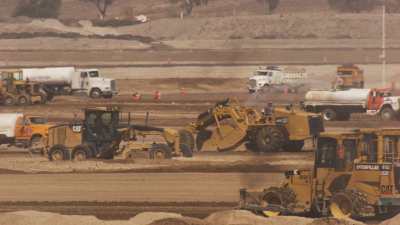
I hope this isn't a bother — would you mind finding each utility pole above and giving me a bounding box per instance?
[382,1,387,87]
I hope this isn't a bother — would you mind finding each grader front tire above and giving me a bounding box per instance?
[255,127,287,152]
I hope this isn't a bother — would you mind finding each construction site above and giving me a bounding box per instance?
[3,0,400,225]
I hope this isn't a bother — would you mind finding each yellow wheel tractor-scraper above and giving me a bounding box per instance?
[240,128,400,219]
[184,98,324,152]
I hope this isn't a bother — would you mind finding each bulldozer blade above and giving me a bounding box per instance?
[262,211,281,217]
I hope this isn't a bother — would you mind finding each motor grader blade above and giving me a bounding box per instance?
[196,122,247,152]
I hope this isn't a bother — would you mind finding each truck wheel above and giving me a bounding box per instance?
[90,88,102,98]
[149,144,172,160]
[30,135,44,153]
[48,145,69,161]
[330,190,366,219]
[283,140,304,152]
[322,108,337,121]
[18,95,30,106]
[255,126,287,152]
[4,96,15,106]
[381,107,396,121]
[337,112,351,121]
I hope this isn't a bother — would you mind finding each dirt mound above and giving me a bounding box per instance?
[379,213,400,225]
[205,210,313,225]
[309,218,364,225]
[129,212,182,225]
[0,210,183,225]
[149,217,208,225]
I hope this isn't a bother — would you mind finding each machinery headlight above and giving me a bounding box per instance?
[275,117,288,124]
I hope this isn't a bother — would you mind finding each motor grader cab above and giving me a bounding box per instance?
[334,64,364,90]
[240,129,400,219]
[187,98,323,152]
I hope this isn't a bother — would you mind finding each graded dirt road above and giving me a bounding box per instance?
[2,48,400,68]
[0,172,282,202]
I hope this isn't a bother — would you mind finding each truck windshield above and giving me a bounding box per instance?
[30,117,47,124]
[89,71,99,78]
[255,71,268,76]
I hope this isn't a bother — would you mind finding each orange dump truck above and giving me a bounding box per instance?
[0,113,52,150]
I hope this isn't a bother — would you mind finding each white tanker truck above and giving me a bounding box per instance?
[304,88,400,121]
[21,67,117,100]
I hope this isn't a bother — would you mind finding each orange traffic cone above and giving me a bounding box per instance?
[180,87,186,96]
[132,92,141,101]
[154,90,161,100]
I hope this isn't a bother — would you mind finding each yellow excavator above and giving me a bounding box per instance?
[184,98,324,152]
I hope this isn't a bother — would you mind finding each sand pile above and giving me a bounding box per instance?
[205,210,313,225]
[379,213,400,225]
[0,211,183,225]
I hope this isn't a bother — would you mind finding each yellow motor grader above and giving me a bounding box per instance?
[44,107,193,161]
[240,128,400,219]
[185,98,324,152]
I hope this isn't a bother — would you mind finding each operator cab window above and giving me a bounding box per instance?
[316,138,337,168]
[383,136,400,163]
[30,117,47,124]
[361,134,378,163]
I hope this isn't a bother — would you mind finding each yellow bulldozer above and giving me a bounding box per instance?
[240,128,400,219]
[185,98,324,152]
[44,107,194,161]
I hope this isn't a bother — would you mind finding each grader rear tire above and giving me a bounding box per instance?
[255,127,287,152]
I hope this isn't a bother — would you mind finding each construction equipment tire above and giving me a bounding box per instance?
[18,95,30,106]
[196,129,212,151]
[4,96,15,106]
[149,144,172,160]
[255,126,287,152]
[178,129,195,153]
[261,186,296,210]
[72,145,91,161]
[336,112,351,121]
[48,145,69,161]
[283,140,304,152]
[330,189,367,219]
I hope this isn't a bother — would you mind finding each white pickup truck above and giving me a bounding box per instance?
[248,65,308,93]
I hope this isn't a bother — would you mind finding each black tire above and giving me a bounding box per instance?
[46,92,54,101]
[255,126,288,152]
[18,95,30,106]
[72,146,91,161]
[103,94,113,99]
[48,145,69,161]
[90,88,102,98]
[261,187,296,210]
[4,96,15,106]
[29,135,43,153]
[381,107,397,121]
[98,145,115,160]
[330,189,367,219]
[178,129,195,153]
[322,108,337,121]
[149,144,172,160]
[196,129,213,151]
[283,140,304,152]
[245,142,259,152]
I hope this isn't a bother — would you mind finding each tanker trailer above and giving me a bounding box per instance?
[22,67,117,100]
[304,88,400,121]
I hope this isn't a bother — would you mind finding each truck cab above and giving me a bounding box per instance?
[334,64,364,90]
[248,65,307,93]
[74,69,117,98]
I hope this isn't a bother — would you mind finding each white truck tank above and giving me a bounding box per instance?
[305,89,371,105]
[0,113,23,138]
[22,67,74,85]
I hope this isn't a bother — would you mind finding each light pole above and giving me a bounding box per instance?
[381,0,387,87]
